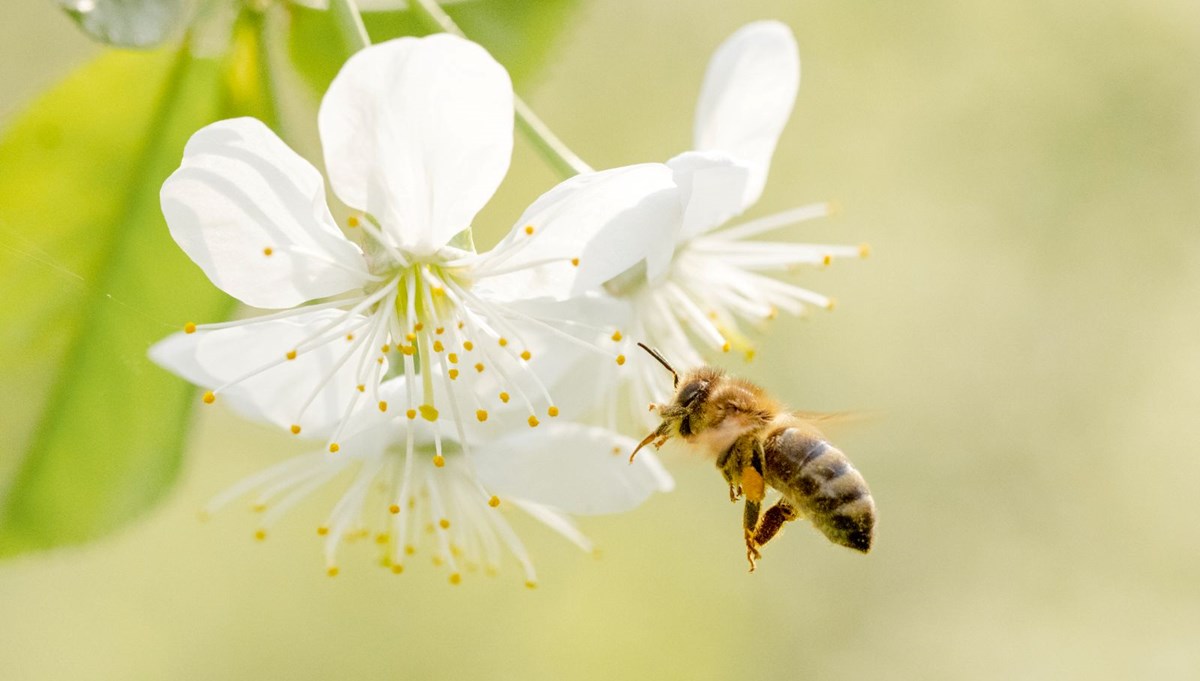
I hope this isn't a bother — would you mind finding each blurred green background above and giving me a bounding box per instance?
[3,0,1200,679]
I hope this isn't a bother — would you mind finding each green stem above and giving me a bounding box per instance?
[406,0,593,178]
[330,0,371,53]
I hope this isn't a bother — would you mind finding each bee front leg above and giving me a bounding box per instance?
[716,444,741,502]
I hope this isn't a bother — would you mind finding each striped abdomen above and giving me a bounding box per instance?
[762,426,875,552]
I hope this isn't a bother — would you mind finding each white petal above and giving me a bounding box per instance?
[149,331,221,390]
[478,164,680,300]
[185,310,384,436]
[666,150,750,246]
[161,118,370,309]
[470,422,673,515]
[693,20,799,208]
[319,35,513,254]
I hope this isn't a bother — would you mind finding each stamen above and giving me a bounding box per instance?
[476,410,488,422]
[202,391,215,404]
[263,247,273,256]
[611,330,623,342]
[328,443,340,453]
[419,405,439,422]
[499,392,510,403]
[184,322,196,334]
[528,416,539,428]
[547,406,559,417]
[347,215,359,228]
[286,350,297,360]
[378,401,388,412]
[290,424,301,435]
[520,350,531,361]
[449,369,459,380]
[616,355,626,366]
[489,496,500,508]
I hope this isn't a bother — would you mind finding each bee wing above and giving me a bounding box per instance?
[791,410,881,432]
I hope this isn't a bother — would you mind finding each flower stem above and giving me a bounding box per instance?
[329,0,371,53]
[406,0,593,178]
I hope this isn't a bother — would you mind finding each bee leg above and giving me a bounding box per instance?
[740,443,766,571]
[752,499,799,549]
[715,445,741,502]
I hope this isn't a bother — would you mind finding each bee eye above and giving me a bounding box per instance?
[677,381,706,407]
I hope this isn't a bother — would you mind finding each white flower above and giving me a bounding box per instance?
[200,379,672,584]
[151,34,679,455]
[547,21,869,425]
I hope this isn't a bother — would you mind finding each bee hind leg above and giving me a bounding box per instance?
[739,445,766,572]
[752,499,799,549]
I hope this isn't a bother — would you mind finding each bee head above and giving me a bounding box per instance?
[630,344,721,462]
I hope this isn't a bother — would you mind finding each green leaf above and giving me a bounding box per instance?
[287,0,579,97]
[0,15,273,556]
[57,0,185,48]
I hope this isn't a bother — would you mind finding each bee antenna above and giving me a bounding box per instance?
[636,342,679,389]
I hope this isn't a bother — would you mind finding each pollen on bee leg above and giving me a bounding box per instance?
[488,496,500,508]
[858,243,871,258]
[183,322,196,334]
[433,455,446,468]
[476,409,488,422]
[548,406,559,417]
[202,391,216,404]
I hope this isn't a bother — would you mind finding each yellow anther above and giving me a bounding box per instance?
[457,321,465,330]
[381,344,390,353]
[254,529,267,541]
[449,369,459,380]
[317,526,329,536]
[401,345,416,356]
[202,391,215,404]
[570,257,580,267]
[406,409,417,420]
[433,455,445,468]
[611,330,623,342]
[722,342,731,353]
[345,333,354,341]
[518,350,531,361]
[286,349,297,360]
[391,564,404,574]
[347,215,360,227]
[767,307,779,320]
[498,337,508,347]
[329,443,340,453]
[474,363,485,373]
[419,405,439,422]
[488,496,500,508]
[357,384,365,393]
[449,573,462,585]
[707,310,719,320]
[476,409,488,422]
[616,354,626,366]
[326,567,339,577]
[183,322,196,334]
[435,327,444,335]
[433,340,444,352]
[290,424,301,435]
[389,504,400,514]
[612,446,622,455]
[524,225,535,236]
[823,254,833,266]
[448,353,458,364]
[528,415,540,428]
[463,341,474,351]
[499,392,510,404]
[825,298,838,311]
[859,243,871,258]
[525,581,537,590]
[432,287,444,296]
[405,332,416,342]
[375,533,389,545]
[548,406,559,417]
[378,400,388,412]
[414,322,424,331]
[439,518,451,530]
[745,349,756,361]
[252,502,267,512]
[376,357,384,365]
[263,247,273,256]
[405,545,416,555]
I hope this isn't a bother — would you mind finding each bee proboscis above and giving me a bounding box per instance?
[630,343,876,570]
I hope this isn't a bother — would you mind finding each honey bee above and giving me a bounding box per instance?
[630,343,875,570]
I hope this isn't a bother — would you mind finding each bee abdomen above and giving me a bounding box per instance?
[764,429,876,553]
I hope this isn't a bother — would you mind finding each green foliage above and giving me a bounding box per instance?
[287,0,579,96]
[0,16,273,556]
[57,0,184,48]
